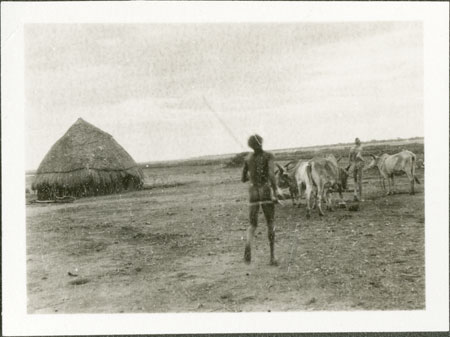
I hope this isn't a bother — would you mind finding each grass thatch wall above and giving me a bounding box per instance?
[32,118,144,200]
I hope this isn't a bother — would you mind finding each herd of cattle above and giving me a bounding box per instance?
[274,150,421,218]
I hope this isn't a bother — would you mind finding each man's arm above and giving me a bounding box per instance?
[348,147,353,163]
[267,155,279,194]
[356,147,365,162]
[242,161,249,183]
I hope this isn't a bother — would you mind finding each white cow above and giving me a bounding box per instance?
[304,155,349,218]
[280,155,348,218]
[366,150,420,195]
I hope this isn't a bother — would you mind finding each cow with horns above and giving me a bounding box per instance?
[276,155,349,218]
[366,150,420,195]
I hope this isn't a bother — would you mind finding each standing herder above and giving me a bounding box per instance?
[242,135,281,266]
[348,137,365,201]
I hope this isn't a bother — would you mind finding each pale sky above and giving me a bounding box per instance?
[25,22,423,170]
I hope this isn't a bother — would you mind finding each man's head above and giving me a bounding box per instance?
[248,134,263,152]
[355,137,361,146]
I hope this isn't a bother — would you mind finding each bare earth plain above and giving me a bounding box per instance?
[26,143,424,313]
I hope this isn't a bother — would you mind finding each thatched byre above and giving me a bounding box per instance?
[32,118,144,200]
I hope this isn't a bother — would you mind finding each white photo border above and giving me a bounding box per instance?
[2,1,449,335]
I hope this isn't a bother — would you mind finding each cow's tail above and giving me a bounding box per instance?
[411,153,420,184]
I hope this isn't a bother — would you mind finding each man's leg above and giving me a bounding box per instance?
[353,166,359,201]
[244,203,259,263]
[261,202,277,265]
[357,167,363,201]
[406,170,415,195]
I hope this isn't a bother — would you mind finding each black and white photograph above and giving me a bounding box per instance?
[2,1,449,335]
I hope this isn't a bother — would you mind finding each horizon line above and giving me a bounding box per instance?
[25,135,424,173]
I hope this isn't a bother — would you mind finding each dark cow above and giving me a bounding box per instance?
[275,161,300,206]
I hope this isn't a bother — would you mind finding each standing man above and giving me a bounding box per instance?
[242,134,281,266]
[348,137,365,201]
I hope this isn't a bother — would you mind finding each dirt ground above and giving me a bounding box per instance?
[26,162,424,313]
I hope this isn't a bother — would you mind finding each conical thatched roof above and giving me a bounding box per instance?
[32,118,144,199]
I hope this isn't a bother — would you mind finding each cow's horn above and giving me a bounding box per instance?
[276,163,284,172]
[284,160,294,168]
